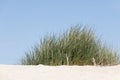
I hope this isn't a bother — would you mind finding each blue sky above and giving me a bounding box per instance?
[0,0,120,64]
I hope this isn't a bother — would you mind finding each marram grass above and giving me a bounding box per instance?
[21,26,119,66]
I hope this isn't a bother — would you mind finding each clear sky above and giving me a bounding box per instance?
[0,0,120,64]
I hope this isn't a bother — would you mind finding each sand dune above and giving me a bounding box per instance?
[0,64,120,80]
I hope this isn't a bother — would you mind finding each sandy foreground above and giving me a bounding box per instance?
[0,65,120,80]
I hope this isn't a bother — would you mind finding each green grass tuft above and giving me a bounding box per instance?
[21,25,119,66]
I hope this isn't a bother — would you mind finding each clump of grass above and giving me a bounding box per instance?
[21,25,119,66]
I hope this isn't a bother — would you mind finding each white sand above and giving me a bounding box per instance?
[0,65,120,80]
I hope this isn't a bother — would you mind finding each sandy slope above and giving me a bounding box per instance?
[0,65,120,80]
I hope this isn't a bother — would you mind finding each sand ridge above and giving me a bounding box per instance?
[0,64,120,80]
